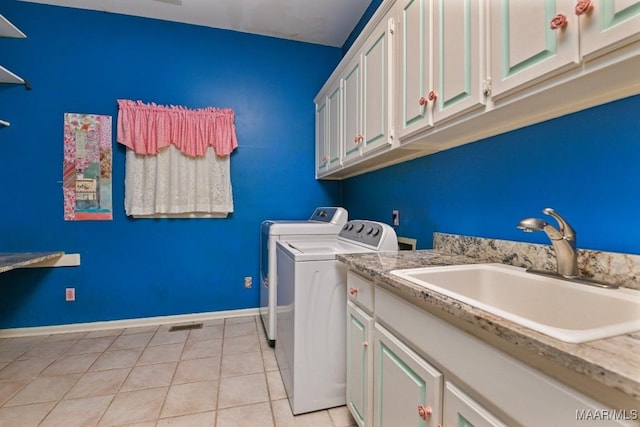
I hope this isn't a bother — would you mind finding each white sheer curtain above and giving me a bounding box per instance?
[124,145,233,217]
[116,100,238,217]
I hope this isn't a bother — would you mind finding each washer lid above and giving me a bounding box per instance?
[262,221,345,236]
[277,239,369,261]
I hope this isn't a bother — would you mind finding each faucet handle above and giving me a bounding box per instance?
[543,208,576,241]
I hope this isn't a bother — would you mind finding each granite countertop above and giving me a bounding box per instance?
[337,249,640,405]
[0,252,65,273]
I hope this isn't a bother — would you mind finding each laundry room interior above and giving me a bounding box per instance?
[1,0,640,425]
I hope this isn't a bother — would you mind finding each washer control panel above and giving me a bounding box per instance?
[309,207,348,224]
[339,220,398,251]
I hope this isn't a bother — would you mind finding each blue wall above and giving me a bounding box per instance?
[342,0,384,55]
[343,94,640,255]
[2,0,638,330]
[0,1,342,328]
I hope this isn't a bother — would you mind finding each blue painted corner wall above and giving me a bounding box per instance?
[342,94,640,255]
[0,1,342,328]
[2,0,639,330]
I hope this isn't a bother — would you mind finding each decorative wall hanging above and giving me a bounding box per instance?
[63,113,113,220]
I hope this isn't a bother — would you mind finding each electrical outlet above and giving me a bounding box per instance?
[392,210,399,226]
[244,277,252,288]
[65,287,75,302]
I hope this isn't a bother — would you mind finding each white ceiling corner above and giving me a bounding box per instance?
[18,0,373,47]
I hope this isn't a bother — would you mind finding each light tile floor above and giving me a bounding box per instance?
[0,315,357,426]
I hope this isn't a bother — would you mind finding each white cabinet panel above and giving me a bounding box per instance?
[397,0,434,139]
[432,0,485,123]
[489,0,580,99]
[315,83,342,177]
[327,85,342,170]
[343,57,363,164]
[580,0,640,59]
[373,323,443,427]
[362,17,393,155]
[315,100,328,175]
[347,302,373,427]
[443,382,507,427]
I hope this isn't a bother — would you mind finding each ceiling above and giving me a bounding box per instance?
[19,0,373,47]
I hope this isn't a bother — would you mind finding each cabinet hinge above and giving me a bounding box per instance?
[388,17,395,35]
[483,78,492,97]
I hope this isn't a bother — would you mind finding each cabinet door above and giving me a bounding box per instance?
[362,17,393,155]
[373,324,442,427]
[343,56,363,164]
[432,0,485,124]
[489,0,580,100]
[443,382,507,427]
[347,302,373,427]
[315,98,328,176]
[397,0,434,140]
[327,85,342,170]
[580,0,640,60]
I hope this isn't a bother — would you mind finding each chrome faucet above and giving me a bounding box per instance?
[517,208,578,277]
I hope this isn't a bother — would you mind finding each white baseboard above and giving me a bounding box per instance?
[0,308,260,338]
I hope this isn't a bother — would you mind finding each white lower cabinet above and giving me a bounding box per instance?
[346,272,635,427]
[373,323,443,427]
[443,382,506,427]
[347,301,373,427]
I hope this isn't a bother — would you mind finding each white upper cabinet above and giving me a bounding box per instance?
[327,86,342,170]
[342,55,363,165]
[489,0,580,100]
[342,15,395,166]
[316,98,329,175]
[432,0,486,124]
[580,0,640,59]
[314,0,640,179]
[361,16,394,155]
[396,0,434,140]
[315,82,342,177]
[397,0,486,139]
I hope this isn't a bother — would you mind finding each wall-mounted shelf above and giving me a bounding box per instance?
[1,13,28,127]
[0,14,25,38]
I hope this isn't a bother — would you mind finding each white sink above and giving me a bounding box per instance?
[390,263,640,343]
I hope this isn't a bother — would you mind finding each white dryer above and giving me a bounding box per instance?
[275,220,397,415]
[260,207,348,346]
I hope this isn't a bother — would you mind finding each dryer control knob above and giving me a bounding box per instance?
[356,224,365,233]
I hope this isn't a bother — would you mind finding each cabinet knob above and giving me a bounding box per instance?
[418,404,432,420]
[349,287,359,295]
[322,156,328,163]
[419,93,437,106]
[550,13,568,30]
[363,341,369,347]
[575,0,593,15]
[353,135,364,144]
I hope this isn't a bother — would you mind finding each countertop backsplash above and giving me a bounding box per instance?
[433,233,640,291]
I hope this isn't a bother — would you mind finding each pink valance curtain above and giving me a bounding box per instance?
[116,99,238,157]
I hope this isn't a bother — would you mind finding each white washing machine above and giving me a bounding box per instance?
[275,220,397,415]
[260,207,348,347]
